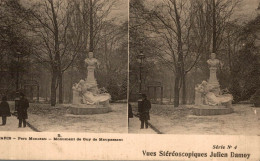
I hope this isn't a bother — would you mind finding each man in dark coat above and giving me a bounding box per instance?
[0,96,11,125]
[138,94,151,129]
[128,103,133,126]
[128,103,133,118]
[17,93,29,128]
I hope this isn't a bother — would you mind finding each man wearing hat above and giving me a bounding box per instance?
[138,94,151,129]
[17,93,29,128]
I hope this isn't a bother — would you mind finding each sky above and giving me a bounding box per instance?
[108,0,128,23]
[19,0,260,27]
[232,0,260,23]
[20,0,128,25]
[143,0,260,24]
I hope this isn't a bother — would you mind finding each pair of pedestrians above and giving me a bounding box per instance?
[129,94,152,129]
[0,93,29,128]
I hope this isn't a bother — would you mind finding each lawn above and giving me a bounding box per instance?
[130,102,260,135]
[131,103,193,120]
[26,103,128,133]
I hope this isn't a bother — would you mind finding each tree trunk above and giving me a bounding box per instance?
[212,0,217,53]
[45,76,48,101]
[50,0,61,105]
[227,33,232,72]
[182,74,186,104]
[169,85,172,103]
[174,76,180,107]
[173,0,183,107]
[89,0,94,52]
[58,72,63,104]
[69,66,73,103]
[50,72,57,106]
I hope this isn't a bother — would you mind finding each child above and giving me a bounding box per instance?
[0,96,11,125]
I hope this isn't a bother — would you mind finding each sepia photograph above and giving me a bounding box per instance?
[0,0,128,133]
[0,0,259,160]
[129,0,260,135]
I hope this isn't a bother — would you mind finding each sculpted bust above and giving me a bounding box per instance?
[207,53,221,68]
[84,52,100,68]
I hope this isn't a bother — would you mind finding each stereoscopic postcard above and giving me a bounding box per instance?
[0,0,259,160]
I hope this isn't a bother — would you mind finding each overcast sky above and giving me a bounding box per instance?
[19,0,260,26]
[232,0,260,23]
[20,0,128,25]
[143,0,259,24]
[109,0,128,23]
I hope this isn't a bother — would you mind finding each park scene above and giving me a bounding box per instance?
[0,0,128,133]
[129,0,260,134]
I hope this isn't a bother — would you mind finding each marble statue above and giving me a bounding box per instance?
[85,52,100,86]
[72,52,111,106]
[195,53,233,107]
[206,53,223,95]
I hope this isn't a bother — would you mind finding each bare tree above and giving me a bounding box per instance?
[130,0,242,106]
[69,0,117,78]
[25,0,83,106]
[143,0,200,107]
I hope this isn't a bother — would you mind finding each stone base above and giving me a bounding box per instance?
[69,104,110,115]
[192,105,234,116]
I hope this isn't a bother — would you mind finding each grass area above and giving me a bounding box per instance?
[26,103,127,133]
[130,103,260,135]
[131,103,193,120]
[28,103,69,118]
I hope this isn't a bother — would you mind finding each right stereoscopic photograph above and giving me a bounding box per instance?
[128,0,260,134]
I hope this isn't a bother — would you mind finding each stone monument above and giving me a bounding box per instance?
[70,52,111,115]
[193,53,233,115]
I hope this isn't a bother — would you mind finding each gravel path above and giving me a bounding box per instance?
[128,115,157,134]
[0,115,33,132]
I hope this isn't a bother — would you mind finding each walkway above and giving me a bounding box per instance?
[128,115,157,134]
[0,115,33,132]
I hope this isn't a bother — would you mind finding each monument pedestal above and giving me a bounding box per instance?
[71,52,111,115]
[193,54,234,116]
[192,105,233,116]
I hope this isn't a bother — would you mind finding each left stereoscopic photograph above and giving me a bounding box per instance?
[0,0,128,133]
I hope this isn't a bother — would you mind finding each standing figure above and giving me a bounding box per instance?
[138,94,151,129]
[17,93,29,128]
[0,96,11,125]
[128,103,133,126]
